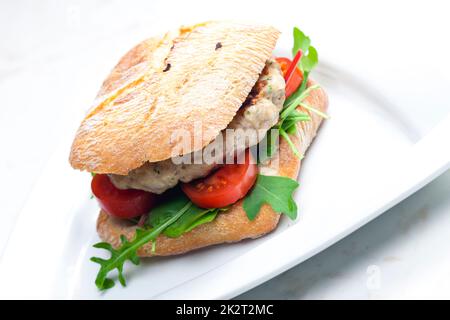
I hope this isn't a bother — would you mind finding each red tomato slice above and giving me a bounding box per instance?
[91,174,157,219]
[181,150,258,208]
[276,57,303,98]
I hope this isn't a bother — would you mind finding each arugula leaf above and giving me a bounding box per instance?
[279,128,302,159]
[292,27,311,59]
[147,190,226,238]
[297,46,318,93]
[162,206,226,238]
[183,210,220,233]
[300,45,318,73]
[281,109,311,134]
[148,191,190,228]
[90,200,191,290]
[283,84,321,118]
[243,174,299,220]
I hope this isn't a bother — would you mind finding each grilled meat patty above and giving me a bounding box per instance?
[109,59,285,194]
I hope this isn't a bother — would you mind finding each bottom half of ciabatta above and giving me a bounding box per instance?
[96,83,328,257]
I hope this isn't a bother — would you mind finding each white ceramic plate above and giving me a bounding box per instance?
[0,16,449,298]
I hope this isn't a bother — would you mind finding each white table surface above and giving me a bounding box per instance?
[1,0,449,299]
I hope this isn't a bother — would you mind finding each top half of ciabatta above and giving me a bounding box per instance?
[69,21,280,175]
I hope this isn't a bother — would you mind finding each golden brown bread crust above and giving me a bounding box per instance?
[69,22,280,175]
[96,83,328,256]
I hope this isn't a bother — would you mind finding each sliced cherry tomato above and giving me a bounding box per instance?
[181,150,258,208]
[91,174,157,219]
[276,57,303,98]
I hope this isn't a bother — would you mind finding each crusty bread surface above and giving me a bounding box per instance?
[70,21,280,174]
[96,82,328,256]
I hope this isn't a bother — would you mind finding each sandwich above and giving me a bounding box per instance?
[69,21,328,290]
